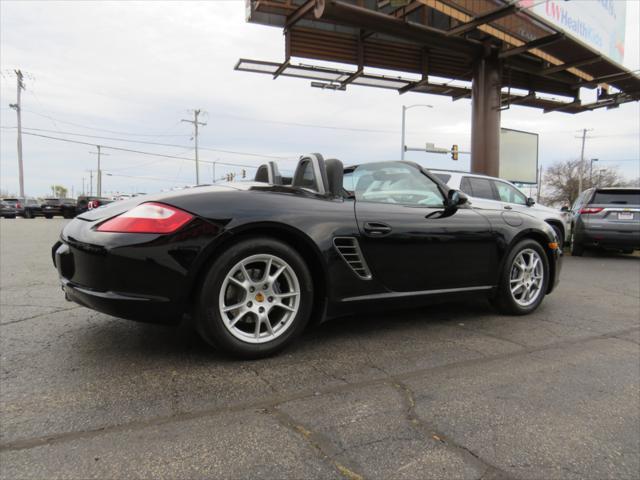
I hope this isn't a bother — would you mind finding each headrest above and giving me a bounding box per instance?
[324,158,344,197]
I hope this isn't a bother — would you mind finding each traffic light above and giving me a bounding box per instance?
[451,144,459,161]
[242,169,246,179]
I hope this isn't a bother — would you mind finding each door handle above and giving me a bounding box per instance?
[363,222,392,236]
[503,205,513,210]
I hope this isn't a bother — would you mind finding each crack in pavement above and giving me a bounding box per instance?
[268,407,364,480]
[389,380,514,480]
[1,325,638,454]
[0,306,82,326]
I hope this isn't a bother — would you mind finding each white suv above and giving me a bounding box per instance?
[432,170,571,246]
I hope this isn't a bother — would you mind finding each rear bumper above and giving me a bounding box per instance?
[60,278,182,324]
[576,228,640,250]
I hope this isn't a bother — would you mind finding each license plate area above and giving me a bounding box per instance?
[617,212,634,220]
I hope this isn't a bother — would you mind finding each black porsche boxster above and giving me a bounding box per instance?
[53,155,561,358]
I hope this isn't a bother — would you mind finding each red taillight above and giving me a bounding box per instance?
[16,203,22,209]
[97,202,193,234]
[579,207,604,214]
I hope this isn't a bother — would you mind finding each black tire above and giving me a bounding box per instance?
[492,238,549,315]
[571,235,584,256]
[549,224,564,248]
[24,210,33,219]
[44,214,53,219]
[195,237,314,359]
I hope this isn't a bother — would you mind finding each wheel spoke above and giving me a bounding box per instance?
[263,315,274,335]
[240,263,252,283]
[511,283,524,295]
[270,265,286,282]
[262,257,273,282]
[223,301,245,313]
[229,309,249,328]
[276,302,296,312]
[254,317,262,338]
[275,291,299,298]
[229,276,247,289]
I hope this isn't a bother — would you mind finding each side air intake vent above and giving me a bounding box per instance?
[333,237,372,280]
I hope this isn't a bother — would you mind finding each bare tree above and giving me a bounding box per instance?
[542,159,629,207]
[50,185,68,198]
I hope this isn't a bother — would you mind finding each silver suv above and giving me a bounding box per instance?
[432,170,571,246]
[570,187,640,256]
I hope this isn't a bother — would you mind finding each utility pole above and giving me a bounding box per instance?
[9,70,26,198]
[82,177,85,196]
[577,128,593,195]
[181,109,207,185]
[87,170,94,196]
[89,146,109,197]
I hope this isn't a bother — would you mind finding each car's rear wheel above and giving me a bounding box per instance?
[44,214,52,219]
[492,239,549,315]
[195,237,313,358]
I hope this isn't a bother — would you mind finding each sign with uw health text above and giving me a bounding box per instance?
[522,0,626,65]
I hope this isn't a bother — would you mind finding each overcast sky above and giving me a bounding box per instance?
[1,0,638,197]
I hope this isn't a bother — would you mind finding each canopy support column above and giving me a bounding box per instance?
[471,56,502,177]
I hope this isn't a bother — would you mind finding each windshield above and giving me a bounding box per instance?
[344,162,444,208]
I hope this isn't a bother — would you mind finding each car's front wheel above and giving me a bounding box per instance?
[493,239,549,315]
[195,237,313,358]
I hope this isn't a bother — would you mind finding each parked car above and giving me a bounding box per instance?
[570,187,640,256]
[42,198,77,219]
[0,200,18,218]
[76,196,114,215]
[432,170,571,246]
[53,155,562,358]
[2,197,44,218]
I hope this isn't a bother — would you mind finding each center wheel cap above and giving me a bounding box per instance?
[255,292,265,303]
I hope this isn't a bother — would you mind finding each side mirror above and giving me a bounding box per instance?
[526,197,536,207]
[560,205,569,212]
[445,189,467,209]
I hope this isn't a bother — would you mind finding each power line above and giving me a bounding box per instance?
[12,131,266,169]
[18,109,191,137]
[1,126,293,160]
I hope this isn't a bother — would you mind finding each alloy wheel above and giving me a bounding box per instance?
[218,254,301,344]
[509,248,544,307]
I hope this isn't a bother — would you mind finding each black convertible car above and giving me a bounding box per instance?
[53,155,561,358]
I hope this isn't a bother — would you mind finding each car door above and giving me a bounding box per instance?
[352,162,498,292]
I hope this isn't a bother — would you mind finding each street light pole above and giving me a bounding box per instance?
[400,104,433,161]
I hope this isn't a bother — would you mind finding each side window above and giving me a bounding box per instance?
[464,177,496,200]
[460,177,473,196]
[494,181,527,205]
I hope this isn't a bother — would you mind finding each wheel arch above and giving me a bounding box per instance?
[188,221,328,325]
[544,219,565,242]
[500,229,558,295]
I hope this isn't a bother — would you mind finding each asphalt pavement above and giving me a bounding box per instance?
[1,218,639,480]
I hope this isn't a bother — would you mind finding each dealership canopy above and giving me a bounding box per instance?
[237,0,640,176]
